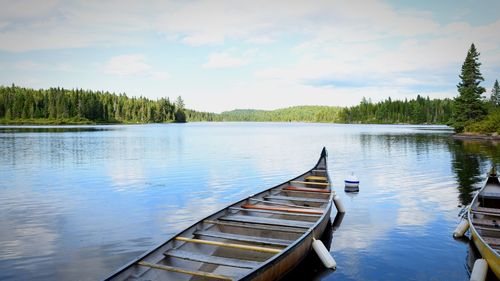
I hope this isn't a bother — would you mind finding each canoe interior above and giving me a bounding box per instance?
[469,173,500,278]
[105,148,334,281]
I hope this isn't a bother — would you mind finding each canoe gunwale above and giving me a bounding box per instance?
[104,147,332,281]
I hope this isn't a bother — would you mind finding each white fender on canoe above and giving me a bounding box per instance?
[470,259,488,281]
[312,238,336,269]
[453,219,469,238]
[333,195,345,213]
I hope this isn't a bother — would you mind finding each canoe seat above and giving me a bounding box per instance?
[164,249,260,269]
[265,195,329,204]
[480,192,500,199]
[138,261,234,280]
[290,180,329,187]
[241,204,323,215]
[220,215,313,229]
[194,230,292,247]
[283,186,331,194]
[472,206,500,215]
[230,206,321,217]
[305,175,327,181]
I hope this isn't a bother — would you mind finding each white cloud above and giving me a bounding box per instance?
[203,52,249,69]
[104,54,151,76]
[103,54,169,80]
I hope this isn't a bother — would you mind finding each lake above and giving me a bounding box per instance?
[0,123,499,281]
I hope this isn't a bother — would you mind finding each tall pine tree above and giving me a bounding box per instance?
[491,79,500,107]
[451,43,487,133]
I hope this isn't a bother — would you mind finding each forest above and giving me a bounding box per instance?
[0,84,188,124]
[0,84,457,125]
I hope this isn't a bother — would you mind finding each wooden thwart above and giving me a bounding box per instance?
[220,215,313,229]
[265,195,328,203]
[195,230,292,246]
[164,249,260,269]
[230,206,321,217]
[203,220,305,234]
[291,180,329,186]
[483,236,500,247]
[305,176,327,181]
[473,206,500,214]
[175,237,281,254]
[249,198,319,209]
[241,204,323,215]
[283,186,331,194]
[137,261,233,280]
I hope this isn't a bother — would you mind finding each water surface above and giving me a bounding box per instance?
[0,123,499,280]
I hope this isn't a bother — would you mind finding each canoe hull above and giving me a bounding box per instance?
[243,203,332,281]
[469,225,500,278]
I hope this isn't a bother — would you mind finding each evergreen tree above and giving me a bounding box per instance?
[491,79,500,107]
[174,96,186,123]
[451,43,487,132]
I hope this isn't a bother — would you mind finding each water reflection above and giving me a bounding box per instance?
[0,126,116,133]
[448,140,500,205]
[1,123,499,281]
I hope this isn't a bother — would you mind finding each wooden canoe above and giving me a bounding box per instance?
[105,147,335,281]
[468,168,500,278]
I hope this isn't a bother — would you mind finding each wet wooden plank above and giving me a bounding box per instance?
[305,176,327,181]
[290,181,329,186]
[283,186,331,194]
[240,204,323,215]
[230,206,321,217]
[220,215,313,229]
[265,195,328,203]
[137,261,233,280]
[473,206,500,214]
[203,220,305,234]
[164,249,260,269]
[195,230,292,247]
[175,237,281,254]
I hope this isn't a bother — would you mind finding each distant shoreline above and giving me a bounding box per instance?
[452,133,500,141]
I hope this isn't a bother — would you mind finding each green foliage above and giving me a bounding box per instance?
[451,43,487,132]
[338,95,453,124]
[0,85,186,124]
[465,109,500,134]
[220,106,342,122]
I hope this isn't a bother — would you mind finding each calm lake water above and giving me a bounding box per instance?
[1,123,499,281]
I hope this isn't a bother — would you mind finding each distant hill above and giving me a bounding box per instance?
[219,106,342,122]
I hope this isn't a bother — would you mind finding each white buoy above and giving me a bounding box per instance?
[312,238,337,269]
[333,195,345,213]
[344,172,359,192]
[470,259,488,281]
[453,219,469,238]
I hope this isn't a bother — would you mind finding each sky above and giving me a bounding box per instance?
[0,0,499,113]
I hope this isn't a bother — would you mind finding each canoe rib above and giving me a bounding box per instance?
[164,249,260,269]
[220,215,313,229]
[194,230,292,247]
[137,261,233,280]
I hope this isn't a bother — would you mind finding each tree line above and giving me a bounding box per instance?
[338,96,453,124]
[0,84,187,123]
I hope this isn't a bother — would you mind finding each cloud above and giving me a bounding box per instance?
[203,52,249,69]
[104,54,151,76]
[103,54,169,80]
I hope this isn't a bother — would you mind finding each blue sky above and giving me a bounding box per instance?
[0,0,499,112]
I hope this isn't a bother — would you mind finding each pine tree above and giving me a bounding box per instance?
[174,96,186,123]
[451,43,487,133]
[491,79,500,107]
